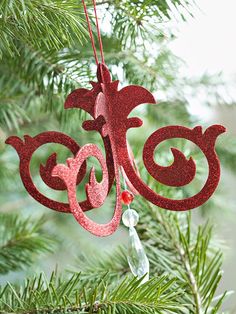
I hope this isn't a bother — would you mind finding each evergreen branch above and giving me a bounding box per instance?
[0,271,187,314]
[101,43,183,92]
[0,214,55,274]
[0,43,93,131]
[0,103,30,131]
[71,247,129,283]
[0,0,87,57]
[103,0,195,47]
[0,43,89,100]
[136,202,228,313]
[1,35,229,132]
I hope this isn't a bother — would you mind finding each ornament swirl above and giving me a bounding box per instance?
[52,144,122,236]
[6,132,87,212]
[121,124,225,211]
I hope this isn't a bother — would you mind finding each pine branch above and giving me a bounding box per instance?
[0,214,55,274]
[0,103,30,131]
[0,271,187,314]
[103,0,195,47]
[0,43,93,131]
[136,202,229,313]
[70,247,130,284]
[0,0,87,57]
[1,34,230,132]
[61,198,230,313]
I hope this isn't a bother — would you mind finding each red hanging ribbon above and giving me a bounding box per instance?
[81,0,105,65]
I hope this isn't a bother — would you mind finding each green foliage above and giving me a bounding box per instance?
[71,247,129,283]
[0,205,228,313]
[0,209,230,313]
[106,0,194,47]
[0,271,186,314]
[70,206,230,314]
[0,103,30,131]
[0,0,87,57]
[137,205,229,314]
[0,214,55,274]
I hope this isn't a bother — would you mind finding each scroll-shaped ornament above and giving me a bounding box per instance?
[6,63,226,236]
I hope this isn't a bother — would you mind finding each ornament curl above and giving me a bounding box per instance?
[6,131,99,212]
[52,143,122,236]
[120,124,225,211]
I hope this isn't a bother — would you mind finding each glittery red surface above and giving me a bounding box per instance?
[52,144,121,237]
[6,63,226,236]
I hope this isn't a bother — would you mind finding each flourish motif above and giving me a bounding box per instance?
[6,63,226,236]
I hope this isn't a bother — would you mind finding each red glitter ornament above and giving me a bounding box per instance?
[5,0,226,237]
[6,63,226,236]
[121,190,134,205]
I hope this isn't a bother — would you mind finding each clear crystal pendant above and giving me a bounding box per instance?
[122,206,150,282]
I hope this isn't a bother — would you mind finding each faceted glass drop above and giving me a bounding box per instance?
[127,227,149,282]
[122,209,139,227]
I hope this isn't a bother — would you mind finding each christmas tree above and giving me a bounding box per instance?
[0,1,235,313]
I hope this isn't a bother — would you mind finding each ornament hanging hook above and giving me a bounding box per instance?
[81,0,105,65]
